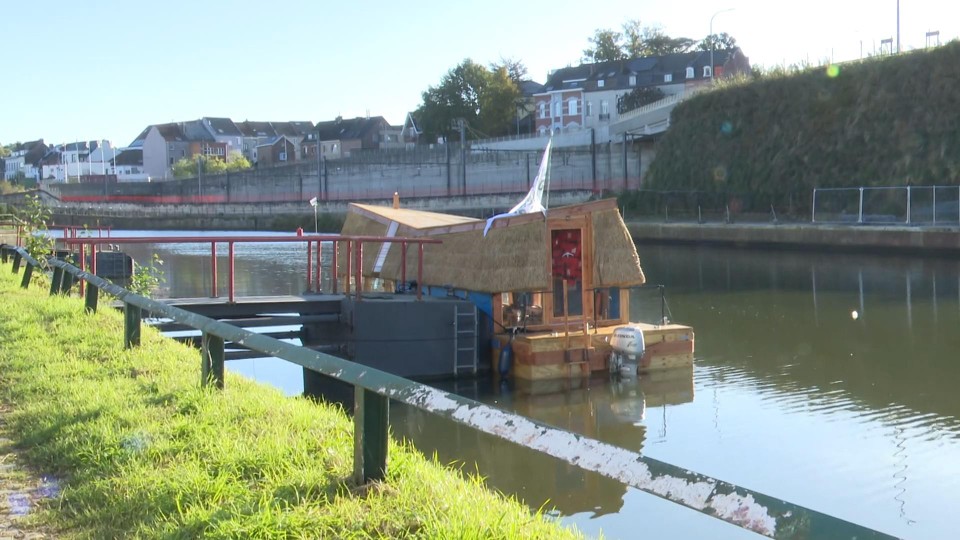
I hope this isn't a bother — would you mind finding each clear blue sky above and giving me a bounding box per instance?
[2,0,955,147]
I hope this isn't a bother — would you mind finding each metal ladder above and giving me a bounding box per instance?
[453,303,478,377]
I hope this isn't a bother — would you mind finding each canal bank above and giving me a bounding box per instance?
[628,221,960,255]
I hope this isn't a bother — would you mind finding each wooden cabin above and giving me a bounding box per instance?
[338,198,694,380]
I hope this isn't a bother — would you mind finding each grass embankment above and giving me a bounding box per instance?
[640,41,960,215]
[0,270,581,539]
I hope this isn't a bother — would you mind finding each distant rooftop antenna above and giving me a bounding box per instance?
[926,30,941,48]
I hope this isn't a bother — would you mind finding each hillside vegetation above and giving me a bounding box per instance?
[644,42,960,213]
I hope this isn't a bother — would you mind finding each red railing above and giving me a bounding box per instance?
[60,235,440,303]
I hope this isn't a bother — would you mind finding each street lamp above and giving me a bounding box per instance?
[709,8,735,81]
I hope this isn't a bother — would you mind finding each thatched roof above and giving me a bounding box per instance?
[592,208,645,287]
[339,199,644,293]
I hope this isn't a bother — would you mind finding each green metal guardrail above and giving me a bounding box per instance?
[2,244,900,540]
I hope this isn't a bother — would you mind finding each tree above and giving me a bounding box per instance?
[490,57,528,84]
[640,26,696,56]
[617,87,666,114]
[585,21,694,62]
[415,59,521,143]
[225,151,252,172]
[583,29,626,63]
[698,32,738,52]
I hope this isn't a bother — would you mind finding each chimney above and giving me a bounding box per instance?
[392,192,400,209]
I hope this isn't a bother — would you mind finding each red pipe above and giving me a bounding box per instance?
[315,239,322,292]
[331,240,338,294]
[211,242,218,298]
[228,241,235,303]
[354,241,363,301]
[345,241,352,295]
[306,241,313,293]
[417,243,424,301]
[78,244,86,295]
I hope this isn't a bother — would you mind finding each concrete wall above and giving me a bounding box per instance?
[53,141,651,204]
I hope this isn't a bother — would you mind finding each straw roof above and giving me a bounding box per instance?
[338,200,645,292]
[591,208,645,287]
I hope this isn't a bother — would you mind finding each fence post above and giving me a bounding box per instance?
[353,386,388,483]
[906,186,911,225]
[857,188,864,224]
[811,189,817,223]
[85,282,99,313]
[123,302,141,348]
[19,262,33,289]
[932,186,937,225]
[201,332,225,389]
[50,267,63,295]
[12,252,21,273]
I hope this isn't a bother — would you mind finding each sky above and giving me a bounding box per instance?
[2,0,956,148]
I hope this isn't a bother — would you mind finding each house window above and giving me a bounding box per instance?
[553,100,561,117]
[703,66,712,77]
[629,75,637,86]
[539,102,546,118]
[664,73,673,83]
[600,100,609,115]
[586,101,592,117]
[597,79,605,88]
[686,67,695,79]
[279,152,287,161]
[568,98,578,116]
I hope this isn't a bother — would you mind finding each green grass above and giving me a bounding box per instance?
[0,269,583,539]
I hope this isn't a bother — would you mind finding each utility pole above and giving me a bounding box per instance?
[896,0,901,54]
[459,119,467,195]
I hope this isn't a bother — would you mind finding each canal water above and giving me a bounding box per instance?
[105,231,960,539]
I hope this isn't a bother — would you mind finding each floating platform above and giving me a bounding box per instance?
[493,323,694,380]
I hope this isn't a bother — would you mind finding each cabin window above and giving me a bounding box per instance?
[500,292,544,329]
[551,229,583,317]
[593,287,621,322]
[664,73,673,83]
[686,67,695,79]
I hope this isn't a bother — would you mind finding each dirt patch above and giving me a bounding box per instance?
[0,410,58,539]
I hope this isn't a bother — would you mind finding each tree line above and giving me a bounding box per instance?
[414,20,738,144]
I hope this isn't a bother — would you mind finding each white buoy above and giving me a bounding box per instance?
[851,310,859,320]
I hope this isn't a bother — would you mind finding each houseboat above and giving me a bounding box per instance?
[337,197,694,381]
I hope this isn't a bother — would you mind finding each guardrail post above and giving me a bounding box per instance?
[19,262,33,289]
[201,332,225,389]
[123,302,142,348]
[353,387,388,483]
[85,282,99,313]
[12,252,21,273]
[60,271,75,295]
[50,267,63,295]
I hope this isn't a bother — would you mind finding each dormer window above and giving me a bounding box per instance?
[597,79,605,88]
[686,67,695,79]
[664,73,673,83]
[629,75,637,86]
[703,66,712,78]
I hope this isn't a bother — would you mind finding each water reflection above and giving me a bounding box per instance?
[391,370,692,518]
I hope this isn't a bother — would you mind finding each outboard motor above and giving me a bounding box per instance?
[609,325,645,376]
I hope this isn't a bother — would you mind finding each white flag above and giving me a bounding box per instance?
[484,138,552,236]
[309,197,318,207]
